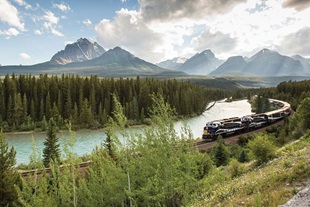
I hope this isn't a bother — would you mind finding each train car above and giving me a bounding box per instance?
[201,98,291,141]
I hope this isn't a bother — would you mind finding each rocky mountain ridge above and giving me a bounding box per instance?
[209,49,308,76]
[51,38,105,65]
[158,48,310,77]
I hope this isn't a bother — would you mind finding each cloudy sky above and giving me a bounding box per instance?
[1,0,310,65]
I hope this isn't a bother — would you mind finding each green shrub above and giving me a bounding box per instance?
[228,159,245,178]
[248,133,276,166]
[238,135,252,146]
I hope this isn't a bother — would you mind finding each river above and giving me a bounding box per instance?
[6,99,252,165]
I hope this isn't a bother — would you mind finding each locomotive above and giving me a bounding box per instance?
[202,99,291,141]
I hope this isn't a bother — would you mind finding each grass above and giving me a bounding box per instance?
[191,133,310,207]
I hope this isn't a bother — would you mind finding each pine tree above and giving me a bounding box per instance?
[46,92,51,120]
[13,92,23,126]
[22,94,28,124]
[0,130,19,206]
[43,118,61,167]
[7,95,14,126]
[212,136,230,167]
[238,149,249,163]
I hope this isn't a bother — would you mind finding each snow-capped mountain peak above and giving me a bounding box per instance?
[157,57,188,70]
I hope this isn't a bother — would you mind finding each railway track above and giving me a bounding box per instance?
[18,161,92,178]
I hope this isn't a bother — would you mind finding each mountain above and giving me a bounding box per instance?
[0,47,186,77]
[51,38,105,64]
[177,50,224,75]
[209,56,247,76]
[63,46,185,76]
[291,55,310,75]
[210,49,305,76]
[157,57,187,70]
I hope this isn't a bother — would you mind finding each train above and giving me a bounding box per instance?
[202,99,291,141]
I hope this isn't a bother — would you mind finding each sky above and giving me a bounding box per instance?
[0,0,310,66]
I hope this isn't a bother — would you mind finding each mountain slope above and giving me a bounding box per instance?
[209,56,247,76]
[177,50,224,75]
[51,38,105,64]
[210,49,305,76]
[291,55,310,75]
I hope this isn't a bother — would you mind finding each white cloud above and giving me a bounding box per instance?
[95,9,165,62]
[51,28,64,37]
[42,10,63,36]
[200,0,310,58]
[19,52,31,59]
[14,0,32,10]
[95,8,207,63]
[192,30,237,56]
[65,41,74,45]
[34,29,42,35]
[83,19,92,27]
[0,27,20,36]
[43,10,59,26]
[53,2,71,12]
[282,0,310,11]
[83,19,92,25]
[139,0,246,22]
[277,27,310,57]
[0,0,25,30]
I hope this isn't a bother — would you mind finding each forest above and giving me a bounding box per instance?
[0,74,230,132]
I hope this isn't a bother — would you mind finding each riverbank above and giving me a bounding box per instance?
[5,100,219,137]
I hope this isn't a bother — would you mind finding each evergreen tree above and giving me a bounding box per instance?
[50,102,60,120]
[212,136,230,167]
[22,94,28,124]
[43,118,61,167]
[30,99,36,121]
[39,99,44,121]
[0,130,19,206]
[7,95,14,126]
[45,92,51,120]
[64,89,72,120]
[238,149,249,163]
[13,92,23,126]
[103,94,125,159]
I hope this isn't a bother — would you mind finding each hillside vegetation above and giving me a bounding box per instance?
[191,133,310,206]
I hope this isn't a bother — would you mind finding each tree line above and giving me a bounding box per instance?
[0,74,228,132]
